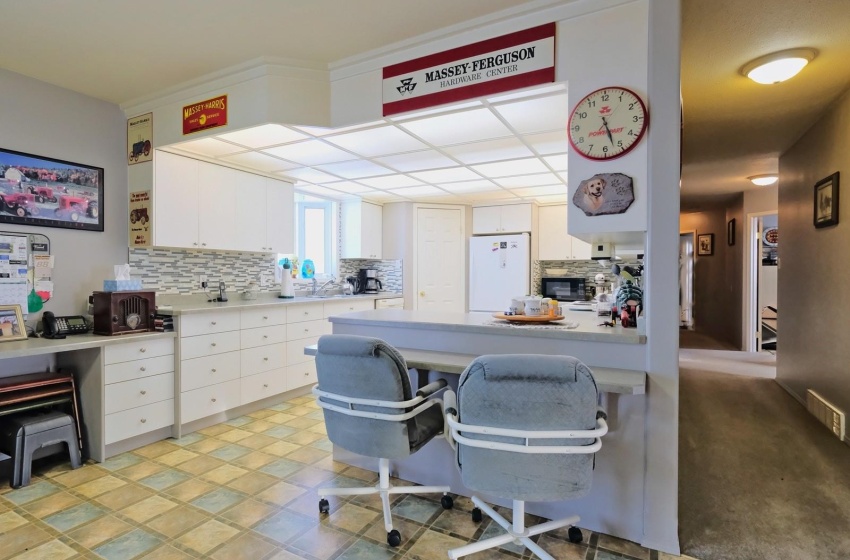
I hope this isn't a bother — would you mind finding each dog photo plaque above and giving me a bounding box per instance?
[572,173,635,216]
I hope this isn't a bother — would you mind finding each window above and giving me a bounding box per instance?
[294,194,337,276]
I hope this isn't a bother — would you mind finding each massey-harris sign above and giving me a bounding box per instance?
[382,23,555,116]
[182,94,228,135]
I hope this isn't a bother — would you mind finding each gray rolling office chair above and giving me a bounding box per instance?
[312,334,453,547]
[444,354,608,560]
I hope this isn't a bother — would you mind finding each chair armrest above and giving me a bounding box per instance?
[416,379,447,398]
[443,389,458,449]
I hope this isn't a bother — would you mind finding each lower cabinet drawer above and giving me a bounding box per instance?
[180,331,241,360]
[286,336,319,366]
[286,361,317,391]
[241,369,287,405]
[104,337,174,365]
[241,343,286,376]
[105,372,175,415]
[105,354,175,385]
[286,319,329,342]
[180,380,241,424]
[105,399,174,445]
[181,351,241,392]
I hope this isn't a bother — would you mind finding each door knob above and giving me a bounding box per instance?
[419,291,425,297]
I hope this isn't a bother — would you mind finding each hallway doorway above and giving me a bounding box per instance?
[679,231,695,329]
[746,213,778,352]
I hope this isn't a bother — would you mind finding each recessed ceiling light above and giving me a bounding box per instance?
[740,48,817,84]
[748,174,778,186]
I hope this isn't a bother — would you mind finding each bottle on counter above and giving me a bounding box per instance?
[279,259,295,299]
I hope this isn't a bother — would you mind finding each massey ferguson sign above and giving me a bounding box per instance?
[382,23,555,116]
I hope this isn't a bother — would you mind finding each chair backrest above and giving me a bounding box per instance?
[456,354,599,502]
[315,334,416,459]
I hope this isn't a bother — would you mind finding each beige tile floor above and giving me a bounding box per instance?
[0,395,689,560]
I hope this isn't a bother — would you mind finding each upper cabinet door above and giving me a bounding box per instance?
[499,203,533,233]
[197,162,237,251]
[266,179,294,254]
[472,206,502,234]
[361,202,382,259]
[341,200,382,258]
[235,172,267,252]
[571,236,592,260]
[538,205,570,261]
[153,151,199,249]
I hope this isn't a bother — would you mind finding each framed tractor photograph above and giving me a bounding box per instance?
[0,147,104,232]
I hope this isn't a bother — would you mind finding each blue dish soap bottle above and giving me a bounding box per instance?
[301,259,315,279]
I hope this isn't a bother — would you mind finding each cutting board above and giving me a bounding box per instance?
[492,313,565,323]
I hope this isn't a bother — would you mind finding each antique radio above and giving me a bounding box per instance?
[92,291,156,336]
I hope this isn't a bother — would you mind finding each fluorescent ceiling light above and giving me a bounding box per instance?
[496,173,562,188]
[438,180,501,193]
[262,140,356,165]
[521,131,570,155]
[740,48,817,84]
[216,124,306,148]
[375,150,457,172]
[279,167,340,183]
[398,108,512,146]
[543,153,568,171]
[410,167,482,183]
[511,185,566,197]
[357,175,424,189]
[322,181,375,193]
[218,151,300,172]
[389,101,481,121]
[486,83,566,103]
[315,159,393,179]
[748,174,778,186]
[324,126,427,156]
[492,93,569,135]
[171,137,245,157]
[471,157,549,178]
[442,137,533,164]
[389,185,450,197]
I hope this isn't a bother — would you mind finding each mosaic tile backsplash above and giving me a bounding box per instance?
[533,258,644,297]
[128,249,404,295]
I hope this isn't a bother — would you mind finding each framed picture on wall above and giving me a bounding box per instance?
[727,218,736,246]
[814,172,839,229]
[0,147,104,232]
[697,233,714,256]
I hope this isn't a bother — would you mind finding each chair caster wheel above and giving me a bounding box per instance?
[387,529,402,547]
[472,507,483,522]
[318,498,330,514]
[441,495,454,509]
[568,526,583,543]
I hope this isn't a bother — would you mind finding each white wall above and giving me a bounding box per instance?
[777,87,850,433]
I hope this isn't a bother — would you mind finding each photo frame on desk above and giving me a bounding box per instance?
[0,147,104,232]
[0,304,28,342]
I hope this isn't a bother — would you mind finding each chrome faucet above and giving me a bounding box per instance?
[312,275,336,296]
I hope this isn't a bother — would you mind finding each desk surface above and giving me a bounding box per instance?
[304,344,645,395]
[0,331,176,360]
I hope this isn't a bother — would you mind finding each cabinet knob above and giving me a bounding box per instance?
[419,291,425,297]
[202,243,207,247]
[304,371,309,376]
[263,383,269,388]
[304,328,309,333]
[193,243,198,246]
[263,316,268,320]
[211,342,217,347]
[263,357,269,361]
[211,321,217,325]
[140,348,147,353]
[263,335,268,339]
[140,390,147,395]
[211,397,217,403]
[303,311,309,315]
[140,366,146,372]
[140,418,147,423]
[211,368,217,373]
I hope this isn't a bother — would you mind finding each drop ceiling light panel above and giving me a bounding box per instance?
[543,153,568,171]
[487,83,566,103]
[496,173,562,188]
[511,185,567,197]
[279,167,340,183]
[357,175,424,189]
[315,159,393,179]
[363,191,405,202]
[389,101,482,121]
[398,108,513,146]
[522,131,570,155]
[323,126,428,157]
[438,179,501,193]
[295,184,347,198]
[469,190,520,201]
[375,150,459,172]
[262,140,356,166]
[534,194,570,204]
[493,94,569,135]
[471,157,550,178]
[410,167,482,184]
[215,124,307,148]
[172,137,245,157]
[322,181,375,194]
[218,151,301,172]
[295,120,386,137]
[442,137,534,164]
[388,185,449,197]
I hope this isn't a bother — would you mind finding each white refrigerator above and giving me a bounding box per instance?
[469,233,530,312]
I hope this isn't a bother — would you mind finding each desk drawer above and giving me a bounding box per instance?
[180,380,240,423]
[286,336,319,366]
[241,326,286,349]
[180,331,240,360]
[286,361,317,391]
[323,299,374,318]
[241,369,287,405]
[241,307,286,329]
[105,399,174,445]
[181,351,241,392]
[104,338,174,365]
[286,303,323,323]
[180,311,240,337]
[241,343,286,377]
[105,372,174,415]
[286,319,329,341]
[105,355,174,385]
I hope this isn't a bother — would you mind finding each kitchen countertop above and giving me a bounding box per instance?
[0,331,176,360]
[330,309,645,344]
[155,292,403,315]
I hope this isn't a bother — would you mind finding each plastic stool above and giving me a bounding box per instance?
[0,411,82,488]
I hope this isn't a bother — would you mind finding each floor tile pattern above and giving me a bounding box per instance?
[0,395,676,559]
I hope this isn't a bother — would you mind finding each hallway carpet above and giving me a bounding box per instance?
[679,368,850,560]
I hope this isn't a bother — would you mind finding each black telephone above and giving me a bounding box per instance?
[42,311,90,339]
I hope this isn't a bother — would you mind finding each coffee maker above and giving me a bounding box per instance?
[358,268,382,294]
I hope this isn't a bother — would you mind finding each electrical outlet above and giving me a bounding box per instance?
[199,274,208,288]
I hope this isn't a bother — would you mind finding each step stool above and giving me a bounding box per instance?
[0,411,82,488]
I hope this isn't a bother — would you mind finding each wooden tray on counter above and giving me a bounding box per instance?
[492,313,565,323]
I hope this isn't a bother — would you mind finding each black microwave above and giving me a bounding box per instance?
[541,277,587,302]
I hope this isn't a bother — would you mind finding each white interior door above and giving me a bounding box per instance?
[416,207,463,311]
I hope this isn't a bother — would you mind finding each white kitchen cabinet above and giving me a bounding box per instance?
[236,174,295,253]
[265,178,294,254]
[472,203,533,234]
[154,151,199,249]
[198,163,238,251]
[374,297,404,309]
[341,200,382,258]
[538,204,592,261]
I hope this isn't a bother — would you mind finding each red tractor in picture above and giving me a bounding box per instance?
[55,195,98,222]
[129,207,149,225]
[0,193,39,217]
[27,185,59,203]
[130,139,152,162]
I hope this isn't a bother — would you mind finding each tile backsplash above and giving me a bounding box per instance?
[533,259,643,296]
[338,259,403,293]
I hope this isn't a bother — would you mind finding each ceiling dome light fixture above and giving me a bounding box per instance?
[740,48,818,84]
[748,174,779,186]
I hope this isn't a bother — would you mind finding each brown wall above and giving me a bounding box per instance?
[777,87,850,423]
[680,200,742,349]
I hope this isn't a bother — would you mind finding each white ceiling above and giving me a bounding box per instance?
[165,85,571,205]
[2,0,849,206]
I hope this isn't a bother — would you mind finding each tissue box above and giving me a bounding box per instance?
[103,279,143,291]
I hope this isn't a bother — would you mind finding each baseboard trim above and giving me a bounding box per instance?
[775,379,850,447]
